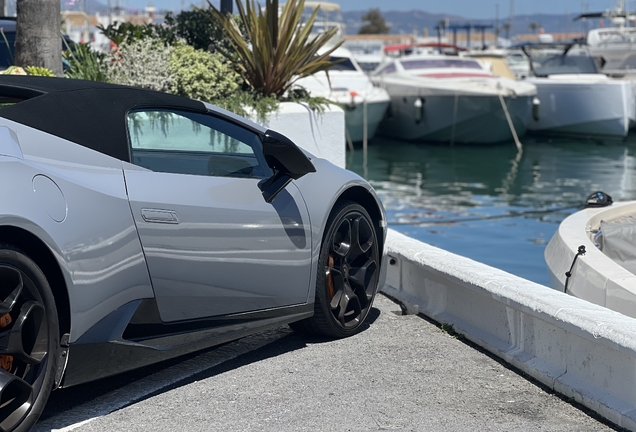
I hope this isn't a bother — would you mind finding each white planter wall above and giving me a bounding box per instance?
[254,102,345,168]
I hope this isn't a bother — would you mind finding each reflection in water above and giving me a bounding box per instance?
[347,134,636,286]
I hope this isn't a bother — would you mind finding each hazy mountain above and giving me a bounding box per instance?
[341,10,590,37]
[59,3,593,37]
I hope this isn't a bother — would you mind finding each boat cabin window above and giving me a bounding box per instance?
[399,58,483,70]
[328,57,358,71]
[374,62,396,75]
[532,54,599,76]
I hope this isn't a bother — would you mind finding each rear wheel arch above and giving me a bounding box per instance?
[0,226,70,340]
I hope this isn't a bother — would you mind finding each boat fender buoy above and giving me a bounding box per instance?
[585,191,613,208]
[532,97,540,121]
[414,98,424,124]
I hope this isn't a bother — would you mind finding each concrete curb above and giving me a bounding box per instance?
[382,228,636,431]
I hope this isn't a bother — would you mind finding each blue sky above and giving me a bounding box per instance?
[140,0,628,19]
[190,1,626,19]
[331,0,619,17]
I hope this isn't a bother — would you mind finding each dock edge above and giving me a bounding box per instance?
[382,228,636,431]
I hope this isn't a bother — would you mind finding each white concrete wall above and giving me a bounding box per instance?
[255,102,346,168]
[383,228,636,431]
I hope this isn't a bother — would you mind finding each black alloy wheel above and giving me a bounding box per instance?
[0,247,59,432]
[292,201,380,338]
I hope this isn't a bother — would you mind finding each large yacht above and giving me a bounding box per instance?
[369,51,536,144]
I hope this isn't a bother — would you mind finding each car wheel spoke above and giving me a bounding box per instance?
[342,282,362,324]
[0,302,47,366]
[349,216,373,258]
[0,266,23,316]
[0,368,33,432]
[328,269,345,309]
[331,219,351,258]
[349,259,378,301]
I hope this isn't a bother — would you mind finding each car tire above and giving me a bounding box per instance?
[0,246,59,432]
[291,201,380,338]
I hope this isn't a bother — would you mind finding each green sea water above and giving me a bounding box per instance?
[346,133,636,286]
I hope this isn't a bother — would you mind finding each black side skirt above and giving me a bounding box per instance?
[61,301,313,388]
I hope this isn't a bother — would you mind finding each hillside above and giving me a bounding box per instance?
[341,10,590,37]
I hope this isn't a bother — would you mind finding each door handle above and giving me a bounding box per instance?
[141,209,179,224]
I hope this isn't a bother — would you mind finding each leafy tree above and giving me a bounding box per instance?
[358,8,390,35]
[98,11,244,55]
[15,0,62,75]
[205,0,343,98]
[163,10,244,52]
[502,22,511,39]
[529,22,540,34]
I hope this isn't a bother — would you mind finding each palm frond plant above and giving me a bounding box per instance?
[64,43,109,82]
[205,0,343,98]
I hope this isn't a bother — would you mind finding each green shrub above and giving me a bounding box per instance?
[104,38,173,92]
[168,44,241,101]
[24,66,55,76]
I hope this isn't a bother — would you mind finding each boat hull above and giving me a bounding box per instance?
[378,93,533,144]
[342,99,390,143]
[527,75,631,138]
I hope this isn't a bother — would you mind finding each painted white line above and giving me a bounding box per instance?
[36,327,292,432]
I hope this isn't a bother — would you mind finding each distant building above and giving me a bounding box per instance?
[60,3,163,53]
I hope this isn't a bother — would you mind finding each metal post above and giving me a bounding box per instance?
[220,0,232,13]
[363,99,368,180]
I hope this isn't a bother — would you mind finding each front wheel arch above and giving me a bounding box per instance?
[334,186,385,255]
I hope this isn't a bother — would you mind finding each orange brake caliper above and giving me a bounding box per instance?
[327,254,335,300]
[0,309,12,372]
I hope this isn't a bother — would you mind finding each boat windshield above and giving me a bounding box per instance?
[329,56,358,71]
[399,58,483,70]
[532,54,599,76]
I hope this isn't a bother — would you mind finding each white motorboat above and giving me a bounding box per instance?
[293,46,390,143]
[575,1,636,73]
[292,2,390,143]
[522,43,634,138]
[369,52,537,144]
[544,194,636,320]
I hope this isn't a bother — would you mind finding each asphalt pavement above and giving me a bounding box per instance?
[37,294,619,432]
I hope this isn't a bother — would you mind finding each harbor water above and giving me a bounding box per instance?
[347,133,636,286]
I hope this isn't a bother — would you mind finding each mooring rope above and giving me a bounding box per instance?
[498,91,523,153]
[564,245,587,294]
[450,92,459,146]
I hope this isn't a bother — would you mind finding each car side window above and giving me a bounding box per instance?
[126,109,272,179]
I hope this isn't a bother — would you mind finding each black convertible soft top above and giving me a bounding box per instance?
[0,76,207,162]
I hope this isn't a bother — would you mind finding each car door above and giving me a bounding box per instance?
[123,109,312,322]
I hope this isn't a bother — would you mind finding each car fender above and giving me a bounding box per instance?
[292,157,386,303]
[0,120,155,344]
